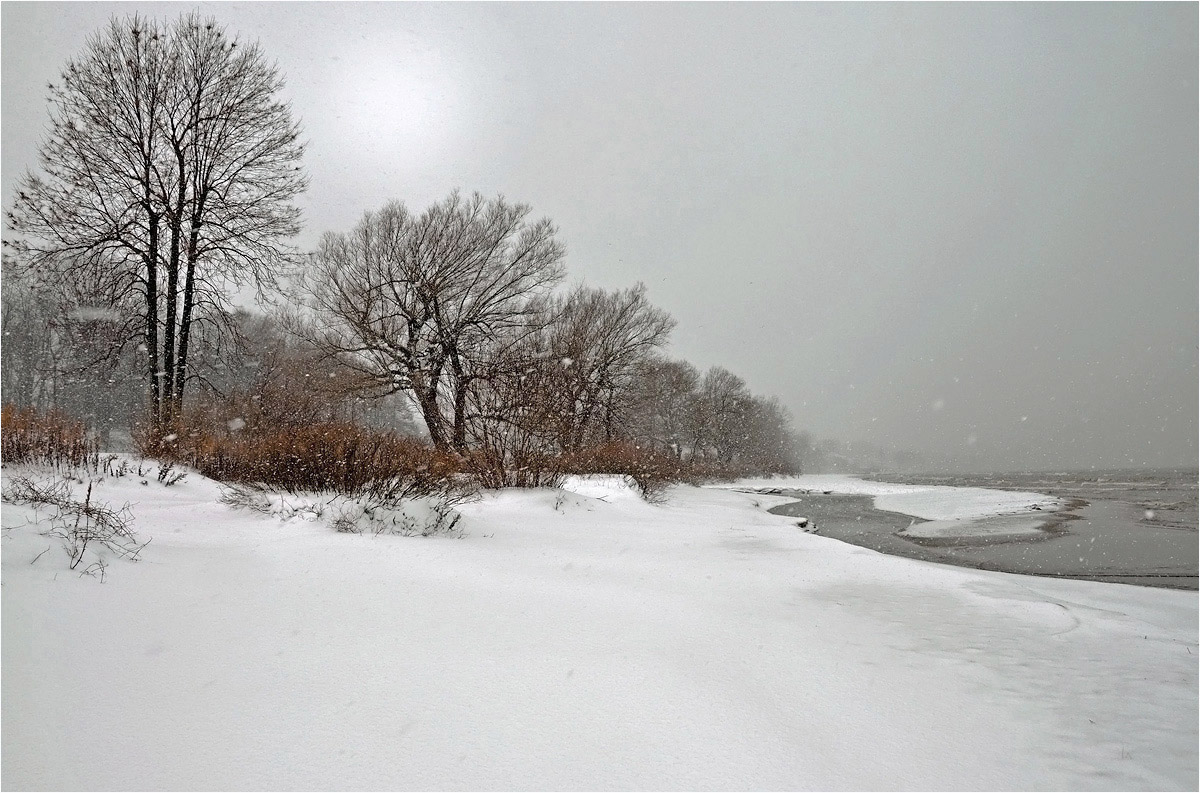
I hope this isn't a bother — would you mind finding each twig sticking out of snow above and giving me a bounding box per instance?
[2,476,147,574]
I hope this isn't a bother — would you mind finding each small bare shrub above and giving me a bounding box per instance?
[222,483,464,538]
[100,454,130,478]
[330,496,463,538]
[2,476,146,573]
[218,484,274,514]
[331,511,362,534]
[156,462,187,486]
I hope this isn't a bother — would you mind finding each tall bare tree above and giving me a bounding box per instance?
[5,13,306,432]
[458,335,566,486]
[536,284,676,450]
[732,395,799,473]
[292,192,566,451]
[628,356,700,457]
[689,366,751,463]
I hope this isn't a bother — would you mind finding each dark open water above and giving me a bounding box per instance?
[763,469,1198,590]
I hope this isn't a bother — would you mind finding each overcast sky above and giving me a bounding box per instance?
[3,2,1197,472]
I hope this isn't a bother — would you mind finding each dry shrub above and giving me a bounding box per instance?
[219,485,464,538]
[459,446,565,490]
[144,418,466,502]
[1,404,100,471]
[3,475,145,574]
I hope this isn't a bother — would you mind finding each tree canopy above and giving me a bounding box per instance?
[6,12,306,431]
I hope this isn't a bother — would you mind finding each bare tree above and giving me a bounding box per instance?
[190,310,422,436]
[732,394,799,473]
[459,334,566,486]
[0,263,143,441]
[628,356,700,457]
[5,13,306,433]
[291,192,566,451]
[689,366,751,464]
[537,284,676,451]
[1,269,55,408]
[456,285,675,479]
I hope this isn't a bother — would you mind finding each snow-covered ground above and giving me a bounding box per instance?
[730,474,1063,538]
[2,466,1196,790]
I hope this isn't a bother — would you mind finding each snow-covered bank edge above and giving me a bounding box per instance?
[720,474,1065,540]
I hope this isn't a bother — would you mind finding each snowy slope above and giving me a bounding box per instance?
[2,468,1196,790]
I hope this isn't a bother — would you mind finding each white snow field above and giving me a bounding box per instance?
[2,467,1196,790]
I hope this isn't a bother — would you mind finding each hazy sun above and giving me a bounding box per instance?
[331,40,461,163]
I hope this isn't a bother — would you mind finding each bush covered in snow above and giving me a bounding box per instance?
[219,485,464,537]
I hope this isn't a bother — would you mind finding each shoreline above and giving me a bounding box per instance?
[747,478,1197,591]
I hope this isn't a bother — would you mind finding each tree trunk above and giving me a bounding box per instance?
[160,158,186,428]
[144,215,161,432]
[447,347,470,452]
[408,356,449,450]
[451,382,469,451]
[414,384,449,450]
[602,386,616,442]
[173,200,205,414]
[572,385,599,451]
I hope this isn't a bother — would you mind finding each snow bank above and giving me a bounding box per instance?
[728,474,1061,538]
[729,474,1059,519]
[559,473,644,502]
[2,465,1195,790]
[899,513,1048,540]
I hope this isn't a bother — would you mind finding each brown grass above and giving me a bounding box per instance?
[143,419,464,501]
[132,404,745,503]
[1,404,100,470]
